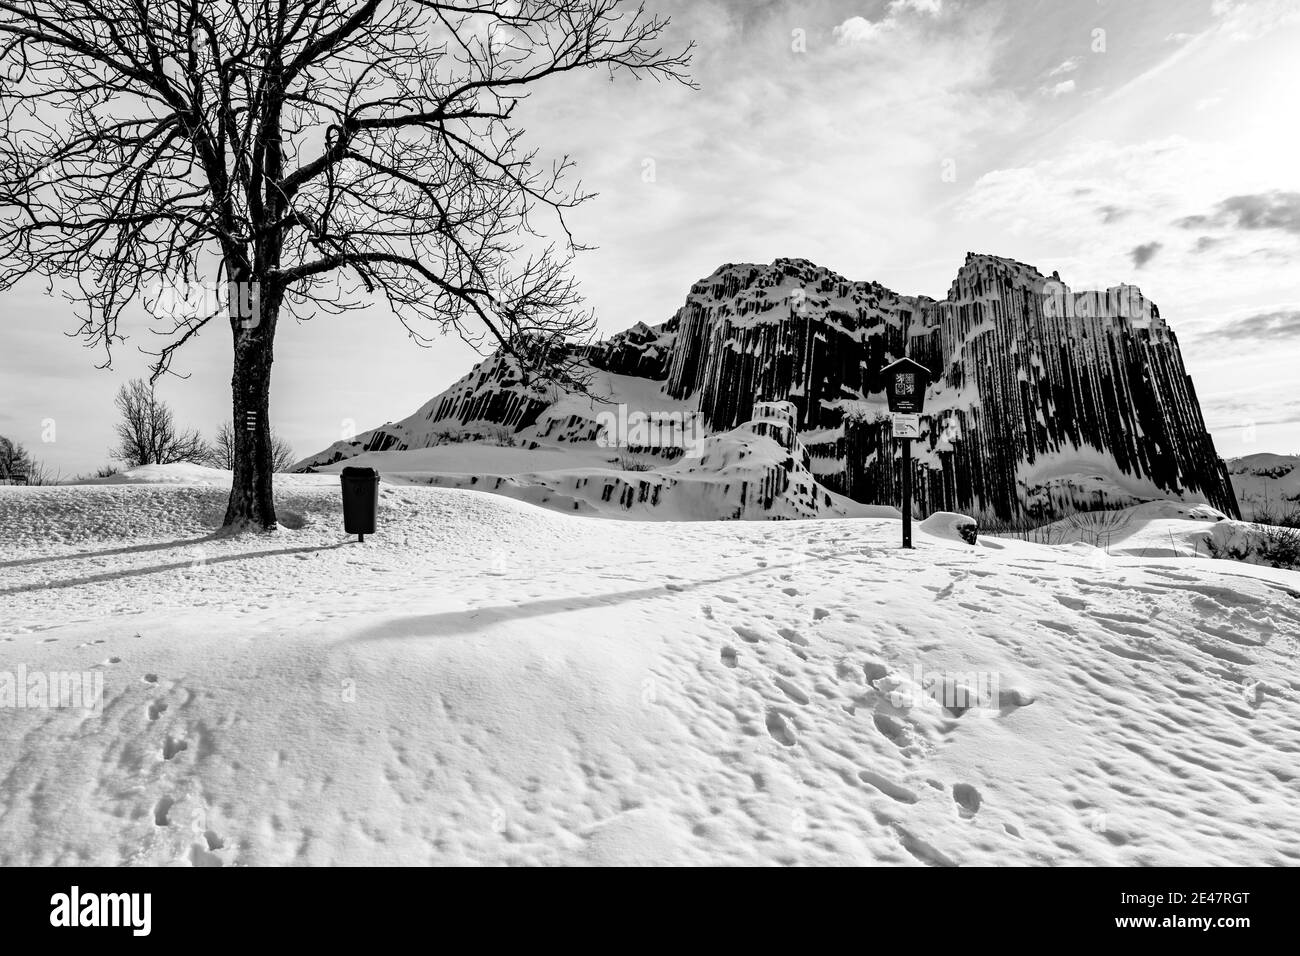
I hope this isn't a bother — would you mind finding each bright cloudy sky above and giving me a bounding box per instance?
[2,0,1298,475]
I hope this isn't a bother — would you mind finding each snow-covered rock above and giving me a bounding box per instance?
[296,254,1239,523]
[664,255,1238,520]
[344,402,884,521]
[919,511,978,544]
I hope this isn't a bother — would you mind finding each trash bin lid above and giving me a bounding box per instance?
[340,466,380,479]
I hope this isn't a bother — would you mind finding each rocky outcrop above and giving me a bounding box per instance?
[584,318,678,380]
[297,254,1239,522]
[663,255,1238,520]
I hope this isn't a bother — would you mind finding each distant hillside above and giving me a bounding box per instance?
[1227,453,1300,522]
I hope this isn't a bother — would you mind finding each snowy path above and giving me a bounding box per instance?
[2,481,1298,865]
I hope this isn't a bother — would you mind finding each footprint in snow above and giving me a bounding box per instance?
[731,625,761,644]
[777,627,808,647]
[858,769,919,804]
[892,825,959,868]
[873,712,911,748]
[862,661,889,685]
[720,647,738,668]
[190,841,224,867]
[774,677,810,705]
[764,708,798,747]
[952,783,982,817]
[153,797,174,827]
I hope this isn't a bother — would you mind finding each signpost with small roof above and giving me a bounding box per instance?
[882,357,931,549]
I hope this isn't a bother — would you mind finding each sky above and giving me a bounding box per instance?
[2,0,1298,476]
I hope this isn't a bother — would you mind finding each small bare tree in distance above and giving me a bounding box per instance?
[0,0,694,529]
[208,420,295,473]
[110,378,209,468]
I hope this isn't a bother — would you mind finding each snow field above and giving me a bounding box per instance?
[1,476,1298,865]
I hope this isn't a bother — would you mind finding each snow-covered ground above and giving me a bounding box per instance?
[1,472,1298,866]
[297,399,881,521]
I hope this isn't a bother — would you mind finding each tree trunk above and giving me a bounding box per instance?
[223,283,280,530]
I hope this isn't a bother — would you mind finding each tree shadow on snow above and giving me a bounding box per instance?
[0,535,218,570]
[346,559,829,642]
[1,508,315,570]
[0,541,350,595]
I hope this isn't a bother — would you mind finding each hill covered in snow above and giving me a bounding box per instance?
[1227,453,1300,522]
[296,254,1239,523]
[1,477,1295,865]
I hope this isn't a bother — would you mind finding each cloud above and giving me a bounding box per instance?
[1209,0,1300,38]
[833,0,945,45]
[889,0,943,15]
[1048,57,1080,76]
[1130,241,1162,268]
[517,0,1025,336]
[1211,309,1300,340]
[1040,79,1076,98]
[956,133,1300,299]
[1178,191,1300,234]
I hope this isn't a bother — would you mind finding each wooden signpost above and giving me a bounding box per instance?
[882,357,931,549]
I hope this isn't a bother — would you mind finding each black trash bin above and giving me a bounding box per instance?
[340,466,380,542]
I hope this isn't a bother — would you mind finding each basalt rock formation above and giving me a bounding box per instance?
[298,254,1240,521]
[649,254,1239,519]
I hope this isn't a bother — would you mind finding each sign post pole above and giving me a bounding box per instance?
[901,436,912,549]
[881,357,931,551]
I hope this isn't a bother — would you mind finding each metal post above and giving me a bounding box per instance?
[901,437,912,549]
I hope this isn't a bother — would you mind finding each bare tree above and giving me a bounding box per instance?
[0,1,693,528]
[207,420,295,472]
[110,378,209,467]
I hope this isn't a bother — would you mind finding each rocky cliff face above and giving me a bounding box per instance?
[652,255,1238,520]
[298,254,1239,521]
